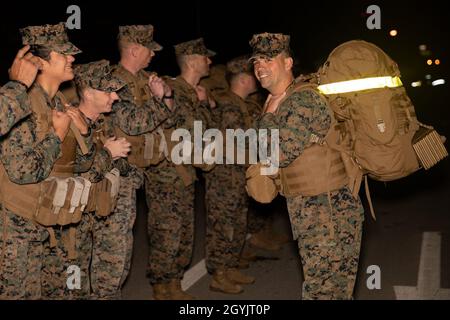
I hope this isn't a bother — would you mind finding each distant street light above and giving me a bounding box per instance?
[435,59,441,65]
[411,81,422,88]
[427,59,433,65]
[389,29,398,37]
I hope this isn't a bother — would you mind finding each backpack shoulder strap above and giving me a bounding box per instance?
[55,91,89,155]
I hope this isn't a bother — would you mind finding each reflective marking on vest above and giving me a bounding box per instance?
[318,76,403,95]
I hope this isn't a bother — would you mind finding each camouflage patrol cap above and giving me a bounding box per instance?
[174,38,216,57]
[118,24,163,51]
[249,32,291,61]
[226,55,253,74]
[74,60,126,92]
[20,22,81,55]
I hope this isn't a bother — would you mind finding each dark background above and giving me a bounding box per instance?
[1,0,449,185]
[1,0,449,78]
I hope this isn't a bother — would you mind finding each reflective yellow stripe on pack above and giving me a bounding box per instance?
[318,76,403,95]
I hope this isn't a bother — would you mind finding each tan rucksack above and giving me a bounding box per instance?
[315,40,448,219]
[317,40,447,181]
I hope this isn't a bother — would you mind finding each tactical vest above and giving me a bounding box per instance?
[0,86,90,227]
[83,116,121,217]
[274,82,349,197]
[113,66,165,168]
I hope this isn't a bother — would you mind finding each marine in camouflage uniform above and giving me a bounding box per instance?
[146,38,216,300]
[73,60,138,300]
[0,23,95,300]
[251,33,364,300]
[111,25,175,299]
[0,45,44,136]
[204,56,259,294]
[0,81,31,136]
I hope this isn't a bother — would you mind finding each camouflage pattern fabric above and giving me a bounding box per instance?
[205,164,248,272]
[249,32,290,61]
[41,214,92,300]
[174,38,216,57]
[257,88,364,300]
[79,97,140,299]
[286,187,363,299]
[110,65,184,286]
[226,55,253,74]
[164,75,217,131]
[204,89,255,272]
[90,173,142,299]
[1,85,94,300]
[145,75,216,284]
[247,199,273,234]
[0,86,67,185]
[146,177,195,284]
[112,65,172,135]
[74,60,126,93]
[0,206,48,299]
[118,24,162,51]
[0,81,32,136]
[199,64,228,94]
[83,115,131,183]
[20,22,81,55]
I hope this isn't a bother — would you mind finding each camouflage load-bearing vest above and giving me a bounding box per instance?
[276,82,349,197]
[0,86,90,227]
[113,66,165,168]
[82,115,120,217]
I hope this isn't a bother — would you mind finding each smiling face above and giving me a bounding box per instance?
[253,53,293,94]
[43,51,76,83]
[88,89,120,114]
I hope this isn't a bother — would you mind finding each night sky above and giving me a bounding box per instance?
[1,0,449,136]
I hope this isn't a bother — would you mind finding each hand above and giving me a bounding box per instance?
[161,82,175,111]
[103,137,131,160]
[148,73,165,100]
[66,106,88,135]
[52,110,71,141]
[194,85,208,102]
[163,81,172,97]
[8,45,42,88]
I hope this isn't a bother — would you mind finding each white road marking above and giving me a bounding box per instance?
[181,233,253,291]
[394,232,450,299]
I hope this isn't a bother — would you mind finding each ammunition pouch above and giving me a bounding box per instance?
[34,177,92,227]
[85,168,121,217]
[115,128,166,168]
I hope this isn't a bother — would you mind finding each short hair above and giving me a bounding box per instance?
[117,38,133,56]
[176,54,190,70]
[225,70,253,86]
[29,44,52,61]
[75,84,88,103]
